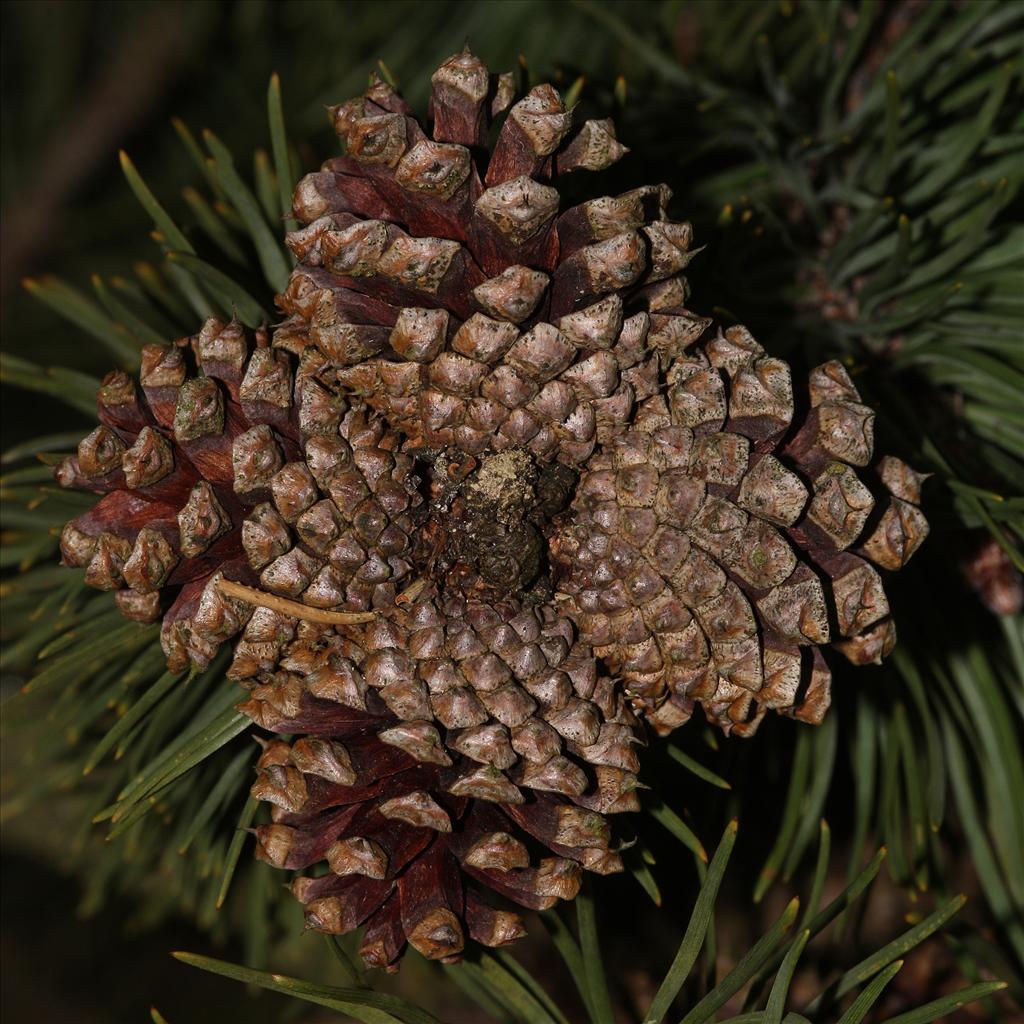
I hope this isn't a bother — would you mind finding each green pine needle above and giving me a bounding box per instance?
[172,951,443,1024]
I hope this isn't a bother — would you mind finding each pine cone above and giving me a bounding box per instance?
[279,51,701,467]
[55,319,643,966]
[550,329,929,736]
[57,323,425,672]
[55,47,928,965]
[234,592,638,965]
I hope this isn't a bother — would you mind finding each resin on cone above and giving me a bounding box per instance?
[55,48,927,965]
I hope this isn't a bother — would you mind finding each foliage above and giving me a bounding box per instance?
[171,823,1006,1023]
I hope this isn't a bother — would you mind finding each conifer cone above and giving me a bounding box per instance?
[55,319,644,965]
[550,329,929,736]
[54,47,928,964]
[278,49,704,467]
[57,321,426,672]
[232,592,639,967]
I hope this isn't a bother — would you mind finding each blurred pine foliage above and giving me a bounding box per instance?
[2,2,1021,1022]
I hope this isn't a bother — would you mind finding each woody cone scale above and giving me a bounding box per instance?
[55,49,927,966]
